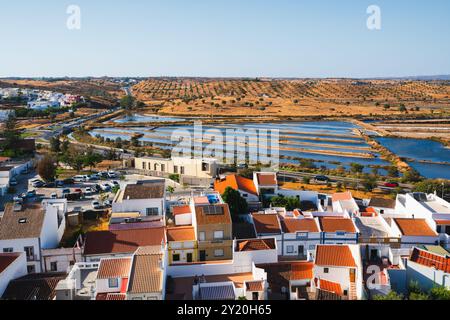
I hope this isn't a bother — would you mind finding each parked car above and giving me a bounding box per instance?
[13,196,23,203]
[73,188,83,194]
[73,175,88,182]
[100,184,111,192]
[50,192,58,199]
[21,167,31,175]
[56,180,64,187]
[93,184,102,192]
[91,200,102,210]
[111,180,120,186]
[84,187,95,195]
[9,177,18,186]
[63,178,75,185]
[103,199,113,207]
[107,171,118,179]
[384,182,399,188]
[62,188,71,196]
[43,181,56,188]
[25,190,36,198]
[314,175,330,183]
[31,180,44,188]
[99,172,109,179]
[88,174,100,181]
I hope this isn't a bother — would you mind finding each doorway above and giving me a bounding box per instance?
[199,250,206,261]
[187,252,193,263]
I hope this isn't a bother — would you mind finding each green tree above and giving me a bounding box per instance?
[37,154,57,182]
[362,175,378,192]
[387,166,399,177]
[429,286,450,300]
[270,195,301,211]
[0,114,21,154]
[83,148,103,171]
[221,187,248,218]
[402,168,422,183]
[50,136,61,153]
[373,291,404,300]
[350,163,364,174]
[120,95,136,114]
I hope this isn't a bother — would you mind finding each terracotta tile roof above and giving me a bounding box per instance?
[127,250,163,294]
[97,257,132,279]
[245,281,264,292]
[2,273,66,300]
[315,245,356,267]
[368,197,396,209]
[318,278,343,296]
[256,173,277,186]
[83,227,166,256]
[214,174,257,195]
[0,203,45,240]
[410,247,450,273]
[0,253,21,274]
[122,182,165,200]
[394,218,438,237]
[167,226,196,242]
[252,214,282,235]
[106,293,126,300]
[172,205,191,216]
[236,238,276,251]
[319,217,356,233]
[435,220,450,226]
[281,218,320,233]
[291,262,313,280]
[332,191,353,202]
[195,204,232,226]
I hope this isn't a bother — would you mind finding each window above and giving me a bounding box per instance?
[146,207,159,216]
[3,248,13,253]
[213,230,224,240]
[380,209,385,214]
[50,262,58,272]
[173,254,180,262]
[180,166,185,174]
[108,278,119,288]
[308,245,315,250]
[154,163,158,171]
[161,164,165,172]
[242,193,248,198]
[199,232,206,241]
[27,265,36,274]
[286,245,294,254]
[324,268,329,273]
[174,166,178,174]
[142,162,146,170]
[202,162,209,172]
[24,246,34,259]
[214,249,224,257]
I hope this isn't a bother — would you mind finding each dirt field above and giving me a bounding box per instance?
[131,78,450,117]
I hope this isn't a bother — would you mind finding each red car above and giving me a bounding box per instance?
[384,182,399,188]
[73,188,83,193]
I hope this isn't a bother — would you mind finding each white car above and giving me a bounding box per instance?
[84,187,95,195]
[73,175,88,182]
[107,171,118,178]
[91,200,102,210]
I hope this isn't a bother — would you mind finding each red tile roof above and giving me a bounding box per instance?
[172,205,191,216]
[435,220,450,226]
[315,245,356,267]
[252,214,282,235]
[394,218,438,237]
[236,238,276,251]
[281,219,320,233]
[97,257,132,279]
[291,262,313,280]
[256,173,277,186]
[166,226,196,242]
[319,217,356,233]
[332,191,353,202]
[0,253,21,274]
[410,247,450,273]
[83,227,166,256]
[318,278,343,296]
[246,281,264,292]
[214,174,258,196]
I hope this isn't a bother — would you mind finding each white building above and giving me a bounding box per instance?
[0,252,27,298]
[112,180,166,218]
[0,200,66,273]
[312,244,364,300]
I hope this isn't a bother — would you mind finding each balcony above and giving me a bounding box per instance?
[26,254,38,262]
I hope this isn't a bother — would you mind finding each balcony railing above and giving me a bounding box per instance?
[26,254,38,262]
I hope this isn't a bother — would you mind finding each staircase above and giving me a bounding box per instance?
[349,282,357,300]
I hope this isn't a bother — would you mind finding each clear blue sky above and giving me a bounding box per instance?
[0,0,449,78]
